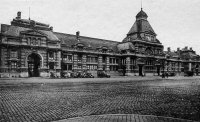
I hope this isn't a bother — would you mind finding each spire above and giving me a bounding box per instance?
[29,6,30,20]
[27,0,31,20]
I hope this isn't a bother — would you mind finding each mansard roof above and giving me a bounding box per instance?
[164,51,180,58]
[180,51,198,60]
[54,32,120,52]
[1,24,59,41]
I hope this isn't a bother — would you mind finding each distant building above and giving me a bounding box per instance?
[0,9,199,78]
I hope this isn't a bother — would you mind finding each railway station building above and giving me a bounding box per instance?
[0,9,199,78]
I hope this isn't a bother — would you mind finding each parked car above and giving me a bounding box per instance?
[184,71,194,77]
[61,72,71,78]
[85,72,94,78]
[71,72,78,78]
[50,72,59,78]
[97,71,110,78]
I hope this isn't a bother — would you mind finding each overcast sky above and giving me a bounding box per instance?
[0,0,200,53]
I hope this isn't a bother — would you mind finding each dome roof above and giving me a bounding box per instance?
[136,8,148,19]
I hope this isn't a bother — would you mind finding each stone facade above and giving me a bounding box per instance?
[0,10,200,78]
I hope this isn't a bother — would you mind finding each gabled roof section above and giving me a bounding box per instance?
[54,32,120,52]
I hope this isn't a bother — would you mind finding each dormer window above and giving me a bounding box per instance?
[76,43,84,50]
[102,46,108,53]
[102,49,107,53]
[145,34,155,42]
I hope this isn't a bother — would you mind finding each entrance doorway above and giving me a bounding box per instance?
[28,53,41,77]
[139,65,143,76]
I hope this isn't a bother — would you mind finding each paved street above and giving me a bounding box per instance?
[0,76,200,122]
[56,114,195,122]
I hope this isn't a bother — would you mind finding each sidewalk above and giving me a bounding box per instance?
[1,75,200,83]
[55,114,196,122]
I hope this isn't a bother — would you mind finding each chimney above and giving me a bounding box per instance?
[16,11,21,19]
[185,46,188,50]
[190,47,192,51]
[76,31,80,41]
[50,26,53,31]
[177,47,180,51]
[167,47,171,52]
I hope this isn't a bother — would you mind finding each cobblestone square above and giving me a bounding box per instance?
[0,77,200,122]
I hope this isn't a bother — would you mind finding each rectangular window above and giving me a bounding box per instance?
[11,51,17,58]
[116,59,119,64]
[49,62,54,69]
[63,55,72,62]
[62,63,67,70]
[68,55,72,61]
[113,59,116,64]
[11,62,17,69]
[49,52,54,60]
[63,55,67,61]
[110,58,112,64]
[68,65,72,70]
[27,38,31,45]
[95,57,98,63]
[103,65,106,70]
[77,64,82,69]
[77,55,82,62]
[103,57,106,63]
[38,39,41,46]
[35,39,38,45]
[87,56,90,62]
[87,64,98,70]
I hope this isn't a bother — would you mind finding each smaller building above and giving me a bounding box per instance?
[164,47,200,76]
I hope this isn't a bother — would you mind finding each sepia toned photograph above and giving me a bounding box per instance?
[0,0,200,122]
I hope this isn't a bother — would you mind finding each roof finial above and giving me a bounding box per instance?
[27,0,31,20]
[141,0,143,10]
[29,6,30,20]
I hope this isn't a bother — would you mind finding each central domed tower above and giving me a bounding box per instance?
[118,8,164,57]
[123,8,160,44]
